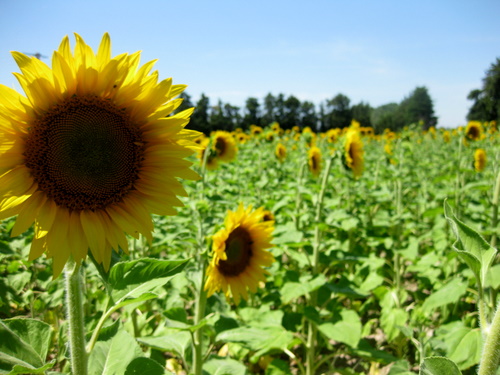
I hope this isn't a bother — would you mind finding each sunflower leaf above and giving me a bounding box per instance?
[443,201,497,288]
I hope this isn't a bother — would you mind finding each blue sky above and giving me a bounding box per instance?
[1,0,499,128]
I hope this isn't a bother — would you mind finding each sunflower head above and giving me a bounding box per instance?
[465,121,483,142]
[474,148,487,172]
[275,143,287,162]
[211,131,237,162]
[204,204,275,305]
[343,129,364,178]
[308,146,322,176]
[250,125,263,137]
[443,130,451,143]
[0,33,199,276]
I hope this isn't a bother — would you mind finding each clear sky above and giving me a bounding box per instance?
[1,0,499,128]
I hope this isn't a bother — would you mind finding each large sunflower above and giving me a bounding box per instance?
[308,146,322,176]
[0,33,199,276]
[204,204,274,305]
[344,129,364,177]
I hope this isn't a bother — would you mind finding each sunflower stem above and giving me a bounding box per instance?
[306,157,333,375]
[294,161,307,231]
[193,257,208,375]
[65,258,88,375]
[478,301,500,375]
[490,168,500,249]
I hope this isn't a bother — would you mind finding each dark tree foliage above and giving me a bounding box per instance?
[467,57,500,123]
[182,86,437,134]
[324,93,352,129]
[351,101,373,127]
[242,97,261,130]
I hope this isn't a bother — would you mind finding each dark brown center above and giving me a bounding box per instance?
[214,136,226,156]
[24,95,144,211]
[217,226,253,277]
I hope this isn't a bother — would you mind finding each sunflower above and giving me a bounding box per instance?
[198,138,219,171]
[250,125,263,137]
[211,130,237,162]
[465,121,483,142]
[204,204,274,305]
[275,143,287,162]
[344,129,364,177]
[474,148,487,172]
[308,146,322,176]
[0,33,199,276]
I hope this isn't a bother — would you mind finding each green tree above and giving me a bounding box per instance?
[399,86,437,130]
[282,95,301,129]
[325,93,352,129]
[189,93,210,134]
[467,57,500,122]
[261,93,276,127]
[351,101,373,127]
[242,97,261,130]
[371,103,399,133]
[301,101,319,130]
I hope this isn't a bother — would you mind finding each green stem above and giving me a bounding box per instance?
[490,168,500,249]
[455,137,463,216]
[193,260,208,375]
[478,303,500,375]
[294,161,307,231]
[65,258,88,375]
[306,157,333,375]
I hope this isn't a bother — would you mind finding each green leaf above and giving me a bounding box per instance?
[444,201,497,288]
[203,358,247,375]
[419,357,462,375]
[109,258,189,290]
[5,361,56,375]
[446,328,482,370]
[0,319,54,373]
[280,274,326,304]
[318,310,362,348]
[265,359,293,375]
[421,278,468,315]
[137,331,192,360]
[125,357,170,375]
[108,258,189,304]
[217,325,296,362]
[3,318,52,361]
[380,308,408,343]
[88,330,143,375]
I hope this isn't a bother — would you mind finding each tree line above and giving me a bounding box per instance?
[467,57,500,124]
[177,86,438,134]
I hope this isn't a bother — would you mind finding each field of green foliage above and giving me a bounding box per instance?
[1,123,499,375]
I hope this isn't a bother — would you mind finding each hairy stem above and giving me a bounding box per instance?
[65,258,88,375]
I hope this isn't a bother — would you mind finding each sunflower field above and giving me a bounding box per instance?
[1,35,500,375]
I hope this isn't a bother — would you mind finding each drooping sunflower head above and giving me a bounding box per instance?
[474,148,487,172]
[211,130,237,162]
[0,33,199,276]
[275,142,287,162]
[465,121,483,142]
[204,204,275,305]
[343,129,364,178]
[308,146,322,176]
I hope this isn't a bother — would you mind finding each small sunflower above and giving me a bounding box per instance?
[465,121,483,142]
[275,143,287,162]
[308,146,322,176]
[344,129,364,177]
[204,204,275,305]
[212,130,237,162]
[198,138,219,171]
[250,125,263,137]
[474,148,487,172]
[0,34,199,276]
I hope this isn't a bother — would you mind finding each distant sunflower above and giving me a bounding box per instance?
[465,121,483,142]
[212,131,237,162]
[474,148,487,172]
[250,125,263,137]
[308,146,322,176]
[198,138,219,171]
[0,34,199,276]
[344,129,364,177]
[275,143,287,162]
[204,204,275,305]
[261,210,275,223]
